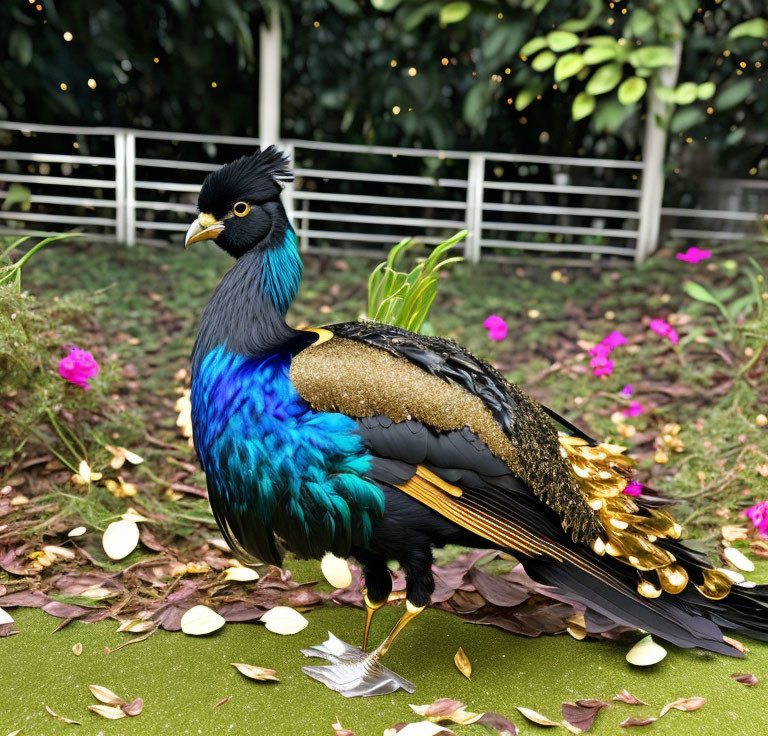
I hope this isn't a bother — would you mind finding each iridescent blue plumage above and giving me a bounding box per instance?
[192,333,385,564]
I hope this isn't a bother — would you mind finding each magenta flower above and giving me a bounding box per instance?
[676,246,711,264]
[624,480,643,496]
[483,314,508,342]
[590,354,614,377]
[620,384,633,397]
[649,318,679,345]
[58,347,99,390]
[602,331,628,350]
[623,401,646,418]
[744,501,768,536]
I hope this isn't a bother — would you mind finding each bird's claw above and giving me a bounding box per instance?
[301,632,415,697]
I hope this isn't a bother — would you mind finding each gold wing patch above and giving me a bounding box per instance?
[560,435,732,600]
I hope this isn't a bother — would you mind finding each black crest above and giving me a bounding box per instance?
[198,146,293,218]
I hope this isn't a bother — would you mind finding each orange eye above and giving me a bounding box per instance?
[233,201,250,217]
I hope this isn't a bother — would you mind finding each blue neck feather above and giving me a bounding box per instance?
[260,227,302,316]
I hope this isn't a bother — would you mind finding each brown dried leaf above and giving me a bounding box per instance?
[620,717,657,728]
[731,673,759,686]
[215,697,230,707]
[88,704,127,720]
[612,690,648,706]
[44,705,82,725]
[454,647,471,679]
[231,662,279,682]
[121,697,144,717]
[514,707,580,733]
[659,697,706,717]
[562,699,610,732]
[89,684,125,706]
[724,636,749,654]
[410,699,481,725]
[332,718,356,736]
[476,712,519,735]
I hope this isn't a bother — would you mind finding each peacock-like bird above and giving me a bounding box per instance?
[185,148,768,697]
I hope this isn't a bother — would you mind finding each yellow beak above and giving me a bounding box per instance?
[185,213,224,247]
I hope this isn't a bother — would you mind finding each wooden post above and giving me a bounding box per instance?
[635,37,683,264]
[259,7,282,147]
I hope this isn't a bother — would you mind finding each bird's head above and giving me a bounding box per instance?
[184,146,293,258]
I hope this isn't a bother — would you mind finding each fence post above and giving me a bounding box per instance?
[465,153,485,263]
[282,142,295,224]
[125,132,136,246]
[635,37,682,264]
[114,131,126,243]
[259,7,281,147]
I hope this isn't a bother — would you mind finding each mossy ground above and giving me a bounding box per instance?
[4,556,768,736]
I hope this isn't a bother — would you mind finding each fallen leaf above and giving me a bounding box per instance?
[89,684,125,706]
[67,526,85,537]
[723,547,755,572]
[102,519,140,560]
[72,642,83,656]
[410,699,481,725]
[224,566,260,582]
[231,662,279,681]
[723,636,749,653]
[42,545,75,560]
[731,673,759,686]
[116,618,156,633]
[390,724,456,736]
[215,697,230,707]
[612,690,648,706]
[626,635,667,666]
[44,705,82,725]
[475,712,518,735]
[659,697,706,717]
[321,552,353,588]
[180,605,226,636]
[261,605,308,635]
[620,717,657,727]
[454,647,471,679]
[7,729,22,736]
[88,704,126,720]
[121,697,144,716]
[0,607,16,637]
[515,707,580,733]
[121,507,150,523]
[562,699,610,732]
[332,718,356,736]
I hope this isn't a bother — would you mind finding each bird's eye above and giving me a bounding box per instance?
[233,201,250,217]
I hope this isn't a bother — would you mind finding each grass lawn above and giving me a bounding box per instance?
[2,237,767,734]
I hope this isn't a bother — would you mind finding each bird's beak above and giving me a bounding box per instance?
[185,213,225,248]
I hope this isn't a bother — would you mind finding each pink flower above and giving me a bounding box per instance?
[483,314,508,342]
[676,246,711,264]
[602,331,628,350]
[58,347,99,390]
[624,480,643,496]
[744,501,768,536]
[620,384,633,397]
[649,318,679,345]
[623,401,645,418]
[590,354,614,377]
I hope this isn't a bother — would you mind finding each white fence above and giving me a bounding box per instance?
[0,121,765,264]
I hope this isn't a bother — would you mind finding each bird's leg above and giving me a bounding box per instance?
[371,599,425,657]
[363,590,407,651]
[358,556,394,651]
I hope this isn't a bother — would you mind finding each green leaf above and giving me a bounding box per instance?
[554,53,584,82]
[462,81,493,132]
[371,0,402,10]
[439,2,470,25]
[714,78,753,111]
[572,91,596,120]
[696,81,716,100]
[684,281,730,322]
[627,8,654,38]
[654,85,676,103]
[8,28,32,67]
[617,76,647,105]
[729,18,768,40]
[582,44,617,65]
[673,81,698,105]
[0,183,31,212]
[585,63,623,95]
[520,37,548,57]
[515,87,537,111]
[546,30,580,52]
[629,45,676,69]
[586,35,620,46]
[592,100,636,133]
[531,50,556,71]
[670,106,706,132]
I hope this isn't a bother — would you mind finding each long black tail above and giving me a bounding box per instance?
[524,545,768,657]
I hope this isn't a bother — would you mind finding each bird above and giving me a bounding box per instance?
[185,147,768,697]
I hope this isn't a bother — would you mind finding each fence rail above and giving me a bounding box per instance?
[0,121,765,263]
